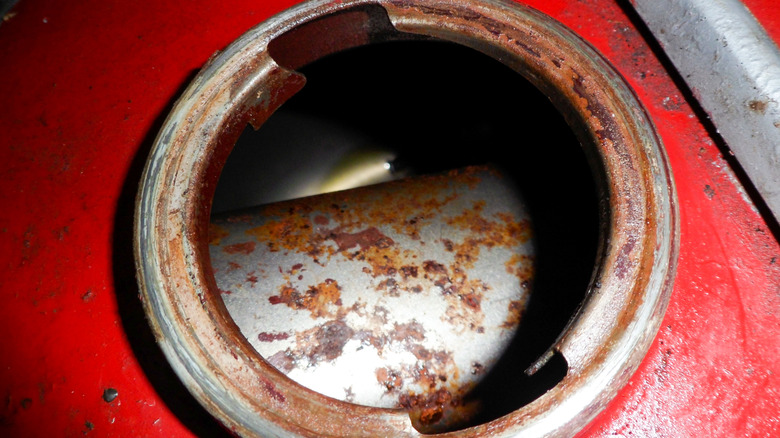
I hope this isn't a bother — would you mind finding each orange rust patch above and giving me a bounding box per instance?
[446,201,532,269]
[268,279,342,318]
[245,211,331,257]
[501,299,527,329]
[222,241,256,255]
[376,367,404,391]
[220,166,533,428]
[208,223,229,245]
[330,227,394,251]
[400,387,452,426]
[505,253,534,281]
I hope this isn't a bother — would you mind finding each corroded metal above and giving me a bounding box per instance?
[210,166,534,432]
[134,0,678,437]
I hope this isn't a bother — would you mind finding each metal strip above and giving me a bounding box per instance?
[630,0,780,222]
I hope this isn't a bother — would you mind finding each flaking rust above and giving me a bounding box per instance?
[209,165,535,431]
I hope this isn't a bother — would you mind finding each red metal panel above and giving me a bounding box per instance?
[743,0,780,44]
[0,0,777,436]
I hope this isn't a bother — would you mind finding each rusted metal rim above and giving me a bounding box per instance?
[134,0,678,436]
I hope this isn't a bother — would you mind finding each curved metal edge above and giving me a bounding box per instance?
[134,0,679,437]
[134,1,423,436]
[383,1,679,436]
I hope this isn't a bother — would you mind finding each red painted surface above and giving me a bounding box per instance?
[0,0,777,436]
[743,0,780,44]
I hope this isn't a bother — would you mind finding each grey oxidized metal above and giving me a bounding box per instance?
[210,166,534,431]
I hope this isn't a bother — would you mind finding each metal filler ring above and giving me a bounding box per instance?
[134,0,679,436]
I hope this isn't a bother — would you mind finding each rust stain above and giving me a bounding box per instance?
[400,265,419,279]
[330,227,394,251]
[208,223,229,245]
[217,166,535,428]
[268,279,342,318]
[399,384,482,434]
[266,351,295,373]
[246,272,258,285]
[313,320,355,361]
[446,201,532,270]
[376,367,404,391]
[400,388,452,427]
[270,320,358,367]
[505,253,534,283]
[748,99,768,114]
[501,299,526,329]
[613,235,637,280]
[245,207,330,257]
[222,241,256,255]
[258,332,290,342]
[390,321,426,343]
[375,347,472,432]
[260,378,286,404]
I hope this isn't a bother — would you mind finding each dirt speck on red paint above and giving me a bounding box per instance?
[102,388,118,403]
[654,348,673,385]
[223,241,256,255]
[704,184,715,199]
